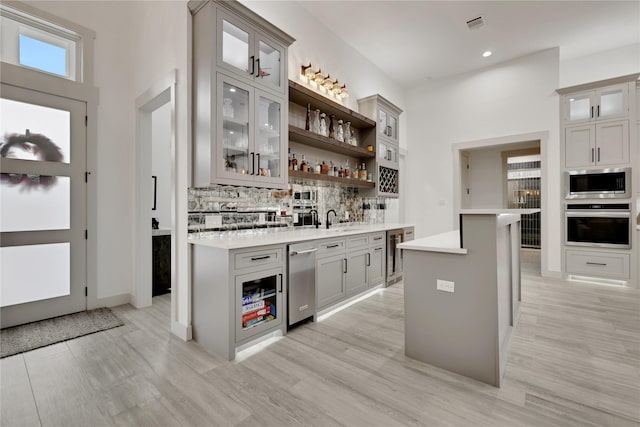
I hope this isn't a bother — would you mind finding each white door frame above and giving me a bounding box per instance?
[452,131,550,276]
[134,70,176,308]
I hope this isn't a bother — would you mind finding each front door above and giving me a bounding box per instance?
[0,83,87,328]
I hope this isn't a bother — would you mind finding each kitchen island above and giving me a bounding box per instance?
[399,209,538,387]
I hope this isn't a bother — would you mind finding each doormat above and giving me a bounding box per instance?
[1,308,124,358]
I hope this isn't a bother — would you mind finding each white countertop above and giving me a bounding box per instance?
[398,230,467,255]
[459,208,541,215]
[189,223,414,250]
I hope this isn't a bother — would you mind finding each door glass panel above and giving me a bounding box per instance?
[389,115,398,140]
[600,89,623,117]
[0,242,70,307]
[1,175,70,232]
[378,109,387,137]
[257,96,280,178]
[0,98,70,163]
[258,40,281,88]
[222,82,250,175]
[568,94,592,121]
[222,19,249,73]
[241,273,278,330]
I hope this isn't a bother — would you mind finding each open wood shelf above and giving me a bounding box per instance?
[289,80,376,129]
[288,125,375,159]
[288,170,375,188]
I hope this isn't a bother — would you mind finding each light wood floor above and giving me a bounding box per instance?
[2,252,639,426]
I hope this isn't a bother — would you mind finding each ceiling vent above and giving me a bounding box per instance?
[466,16,486,30]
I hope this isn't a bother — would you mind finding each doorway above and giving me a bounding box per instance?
[0,84,87,328]
[134,71,176,308]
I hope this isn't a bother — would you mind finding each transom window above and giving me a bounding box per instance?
[0,5,81,81]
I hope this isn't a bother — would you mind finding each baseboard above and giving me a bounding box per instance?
[541,269,563,279]
[90,293,130,309]
[172,321,192,341]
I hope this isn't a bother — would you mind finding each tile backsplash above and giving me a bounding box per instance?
[188,183,386,236]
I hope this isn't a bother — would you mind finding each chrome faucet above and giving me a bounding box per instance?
[326,209,337,229]
[309,209,319,228]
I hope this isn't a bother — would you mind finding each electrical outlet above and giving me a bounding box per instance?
[436,279,455,293]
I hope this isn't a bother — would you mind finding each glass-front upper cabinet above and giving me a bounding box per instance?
[378,140,399,168]
[564,83,629,124]
[215,74,286,187]
[217,11,286,94]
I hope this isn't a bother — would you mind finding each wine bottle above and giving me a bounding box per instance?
[328,114,335,139]
[305,103,311,131]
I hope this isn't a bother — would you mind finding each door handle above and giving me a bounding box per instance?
[278,273,283,293]
[591,106,594,118]
[256,58,261,77]
[366,252,371,266]
[597,147,600,162]
[591,148,594,163]
[152,175,157,211]
[250,152,255,175]
[290,248,318,256]
[249,55,255,75]
[343,258,347,274]
[257,153,261,174]
[597,105,600,117]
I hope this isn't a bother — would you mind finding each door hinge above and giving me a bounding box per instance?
[85,287,88,296]
[85,229,88,239]
[85,115,88,126]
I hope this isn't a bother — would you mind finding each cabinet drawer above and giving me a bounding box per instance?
[317,239,346,254]
[347,234,369,249]
[566,250,630,280]
[234,247,283,270]
[370,232,385,246]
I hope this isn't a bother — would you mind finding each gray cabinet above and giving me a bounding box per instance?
[368,246,385,287]
[357,94,403,198]
[563,83,629,125]
[317,253,346,309]
[564,120,629,168]
[191,0,294,188]
[346,248,368,296]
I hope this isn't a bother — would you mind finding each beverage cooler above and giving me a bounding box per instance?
[235,267,283,342]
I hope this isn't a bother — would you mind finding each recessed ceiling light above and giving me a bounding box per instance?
[483,51,492,57]
[229,87,236,92]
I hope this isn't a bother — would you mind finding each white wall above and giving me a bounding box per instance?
[560,43,640,88]
[25,1,192,337]
[405,48,562,274]
[240,0,408,221]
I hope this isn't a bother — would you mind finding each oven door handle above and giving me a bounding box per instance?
[565,212,630,218]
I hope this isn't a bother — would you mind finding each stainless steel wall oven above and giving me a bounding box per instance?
[565,203,631,249]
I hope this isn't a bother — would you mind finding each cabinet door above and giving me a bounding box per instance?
[564,90,595,124]
[596,84,628,121]
[254,32,286,94]
[217,11,253,82]
[235,266,284,342]
[254,90,286,187]
[346,249,368,297]
[596,120,629,166]
[564,124,595,168]
[216,74,255,183]
[317,254,346,309]
[368,246,385,287]
[378,141,399,168]
[386,111,399,142]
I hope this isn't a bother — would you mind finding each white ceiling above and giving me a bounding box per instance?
[297,1,640,87]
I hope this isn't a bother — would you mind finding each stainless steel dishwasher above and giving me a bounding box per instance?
[288,241,317,326]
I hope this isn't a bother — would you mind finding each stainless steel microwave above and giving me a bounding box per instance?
[565,168,631,199]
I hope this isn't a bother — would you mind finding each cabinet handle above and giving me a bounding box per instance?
[591,106,594,118]
[152,175,157,211]
[343,258,348,274]
[374,247,383,251]
[366,253,371,266]
[250,152,255,175]
[373,236,382,241]
[597,105,600,117]
[591,148,594,163]
[250,55,255,75]
[251,255,270,261]
[597,147,600,162]
[327,244,340,249]
[278,273,283,293]
[586,261,606,266]
[257,153,261,174]
[255,58,261,77]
